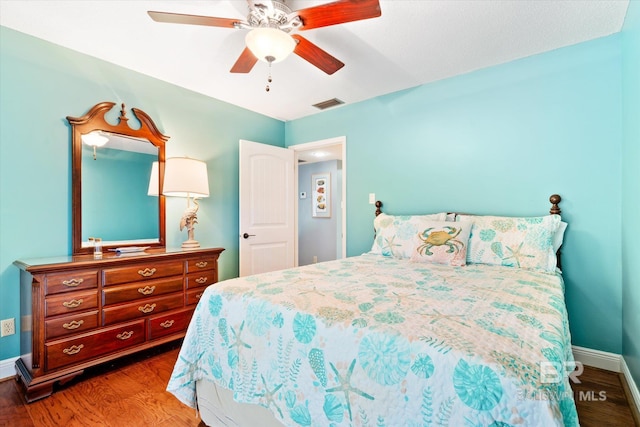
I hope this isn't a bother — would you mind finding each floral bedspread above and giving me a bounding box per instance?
[167,254,578,427]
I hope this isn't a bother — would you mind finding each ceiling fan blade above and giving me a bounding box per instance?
[148,11,240,28]
[292,35,345,75]
[230,47,258,73]
[297,0,381,30]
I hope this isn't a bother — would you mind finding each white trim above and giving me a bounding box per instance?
[572,345,621,372]
[0,357,17,381]
[290,136,347,265]
[621,356,640,415]
[571,346,640,414]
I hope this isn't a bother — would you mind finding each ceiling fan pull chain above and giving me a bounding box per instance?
[266,59,273,92]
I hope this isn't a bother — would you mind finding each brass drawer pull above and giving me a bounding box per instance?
[160,320,175,329]
[137,267,157,277]
[195,261,208,268]
[196,292,203,300]
[62,278,84,287]
[116,331,133,340]
[137,285,156,295]
[138,303,156,314]
[62,320,84,330]
[63,344,84,355]
[62,299,83,308]
[195,277,208,284]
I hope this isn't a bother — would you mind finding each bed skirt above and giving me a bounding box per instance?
[197,379,285,427]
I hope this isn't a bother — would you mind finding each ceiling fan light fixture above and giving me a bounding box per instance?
[245,27,296,63]
[81,131,109,147]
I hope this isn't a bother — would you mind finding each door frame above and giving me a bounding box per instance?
[290,136,346,266]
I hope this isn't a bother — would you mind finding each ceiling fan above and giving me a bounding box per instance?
[148,0,382,76]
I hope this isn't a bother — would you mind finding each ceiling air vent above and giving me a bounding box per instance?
[312,98,344,110]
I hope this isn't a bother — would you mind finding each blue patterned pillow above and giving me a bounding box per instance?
[456,214,561,272]
[371,212,447,259]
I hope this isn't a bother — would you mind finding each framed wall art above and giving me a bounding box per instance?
[312,173,330,218]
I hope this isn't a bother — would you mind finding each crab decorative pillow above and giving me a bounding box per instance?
[409,221,472,266]
[371,212,448,259]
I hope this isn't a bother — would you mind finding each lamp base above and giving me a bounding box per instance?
[181,239,200,249]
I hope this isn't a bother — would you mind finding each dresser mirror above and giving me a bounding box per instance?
[68,102,169,255]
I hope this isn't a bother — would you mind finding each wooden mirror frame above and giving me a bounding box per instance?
[68,102,169,255]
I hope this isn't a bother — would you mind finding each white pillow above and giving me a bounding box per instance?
[553,221,568,253]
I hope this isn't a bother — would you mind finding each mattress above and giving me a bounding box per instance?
[168,253,578,426]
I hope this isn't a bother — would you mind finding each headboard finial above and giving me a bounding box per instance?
[375,201,383,217]
[549,194,561,215]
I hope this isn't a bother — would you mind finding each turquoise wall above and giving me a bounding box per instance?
[1,22,634,367]
[622,1,640,388]
[0,27,285,360]
[286,36,624,354]
[82,149,158,241]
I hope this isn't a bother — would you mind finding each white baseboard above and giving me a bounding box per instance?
[572,345,640,415]
[0,356,18,381]
[572,345,621,372]
[621,356,640,415]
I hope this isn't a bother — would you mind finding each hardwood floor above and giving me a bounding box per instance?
[572,366,638,427]
[1,342,637,426]
[0,342,204,427]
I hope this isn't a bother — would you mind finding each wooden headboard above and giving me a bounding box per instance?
[374,194,563,269]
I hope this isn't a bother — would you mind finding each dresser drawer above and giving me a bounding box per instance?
[148,309,193,340]
[46,320,145,370]
[103,261,183,286]
[186,287,207,306]
[45,270,98,295]
[15,247,224,402]
[45,290,99,317]
[45,310,99,340]
[102,294,184,326]
[186,257,218,274]
[186,271,216,289]
[103,277,183,306]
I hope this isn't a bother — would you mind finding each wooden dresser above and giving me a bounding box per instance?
[14,246,224,402]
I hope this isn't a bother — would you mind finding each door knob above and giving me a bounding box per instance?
[243,233,256,239]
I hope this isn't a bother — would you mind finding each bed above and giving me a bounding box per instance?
[167,195,578,426]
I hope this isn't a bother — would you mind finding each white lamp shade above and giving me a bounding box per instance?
[82,131,109,147]
[245,28,296,63]
[147,161,159,196]
[163,157,209,198]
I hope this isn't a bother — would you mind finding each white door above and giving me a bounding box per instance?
[239,140,295,277]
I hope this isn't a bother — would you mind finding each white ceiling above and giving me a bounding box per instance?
[297,143,343,163]
[0,1,629,122]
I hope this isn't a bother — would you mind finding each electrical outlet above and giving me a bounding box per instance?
[1,318,15,337]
